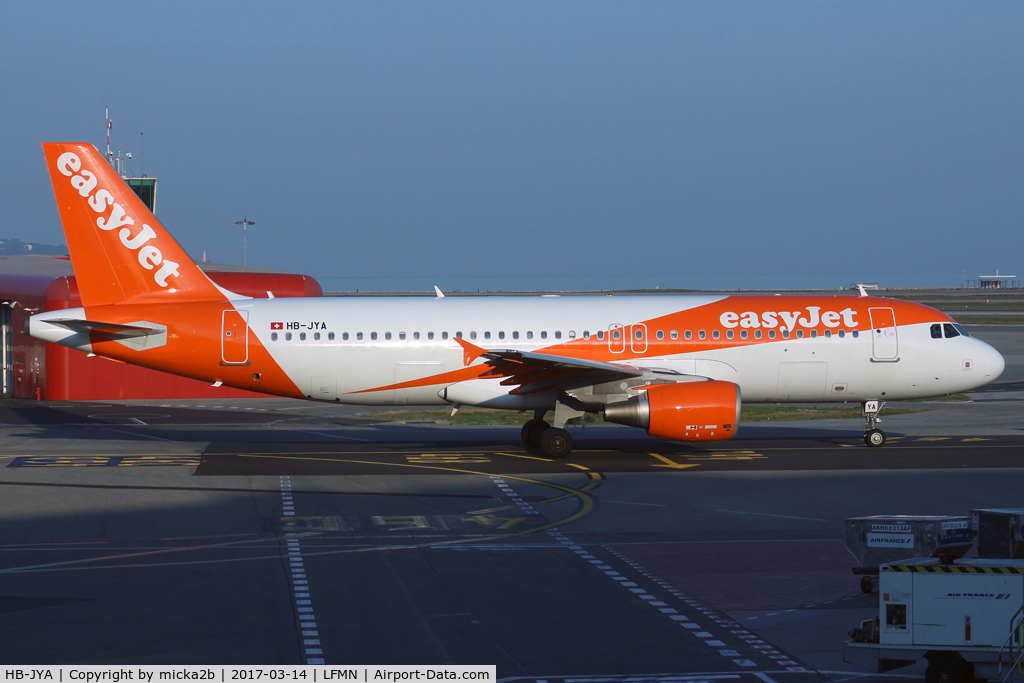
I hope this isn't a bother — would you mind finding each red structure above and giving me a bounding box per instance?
[0,256,322,400]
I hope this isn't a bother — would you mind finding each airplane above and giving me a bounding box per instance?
[28,142,1005,457]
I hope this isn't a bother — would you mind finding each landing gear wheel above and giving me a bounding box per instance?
[864,429,886,448]
[925,657,971,683]
[860,575,876,594]
[540,427,573,459]
[521,419,549,449]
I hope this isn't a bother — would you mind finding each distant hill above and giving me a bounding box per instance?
[0,238,67,256]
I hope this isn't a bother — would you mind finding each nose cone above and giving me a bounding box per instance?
[977,338,1005,383]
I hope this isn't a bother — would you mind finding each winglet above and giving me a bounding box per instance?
[857,284,868,298]
[434,286,445,299]
[454,337,487,366]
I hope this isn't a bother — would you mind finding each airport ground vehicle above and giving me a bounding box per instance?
[28,142,1006,457]
[845,558,1024,683]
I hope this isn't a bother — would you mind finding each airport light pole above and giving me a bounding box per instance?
[235,218,255,266]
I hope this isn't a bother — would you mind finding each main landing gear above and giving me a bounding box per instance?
[521,400,583,458]
[862,400,887,447]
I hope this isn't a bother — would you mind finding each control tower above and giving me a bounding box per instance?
[103,110,158,214]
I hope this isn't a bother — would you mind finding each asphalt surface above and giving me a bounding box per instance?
[0,324,1021,681]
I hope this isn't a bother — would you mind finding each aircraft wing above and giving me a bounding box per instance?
[455,337,645,394]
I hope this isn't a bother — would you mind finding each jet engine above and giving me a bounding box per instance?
[602,380,741,442]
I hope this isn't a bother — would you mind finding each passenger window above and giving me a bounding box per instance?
[527,331,533,339]
[930,324,942,339]
[583,331,590,340]
[684,330,691,340]
[357,332,363,341]
[385,332,391,340]
[413,332,420,340]
[427,332,434,340]
[371,332,378,341]
[512,331,519,340]
[314,332,320,341]
[712,330,720,339]
[499,331,505,340]
[300,332,307,341]
[656,330,664,340]
[286,332,293,341]
[484,331,491,340]
[671,330,678,340]
[555,331,561,339]
[541,331,547,339]
[944,323,960,338]
[470,331,477,340]
[399,332,406,340]
[456,331,463,339]
[726,330,734,339]
[769,330,776,339]
[635,329,643,340]
[810,330,817,338]
[740,330,748,339]
[824,330,831,338]
[796,330,804,339]
[612,330,620,340]
[597,330,604,340]
[698,330,706,340]
[782,330,790,339]
[271,332,278,341]
[442,332,448,340]
[754,330,761,339]
[568,331,576,339]
[852,330,859,338]
[837,330,844,338]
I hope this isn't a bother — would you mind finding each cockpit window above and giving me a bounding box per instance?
[930,324,942,339]
[943,323,960,339]
[953,323,970,337]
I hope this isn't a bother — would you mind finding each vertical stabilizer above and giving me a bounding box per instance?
[42,142,224,307]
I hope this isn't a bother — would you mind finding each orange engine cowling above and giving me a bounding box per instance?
[602,380,741,442]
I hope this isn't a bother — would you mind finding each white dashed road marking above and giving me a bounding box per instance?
[280,475,325,664]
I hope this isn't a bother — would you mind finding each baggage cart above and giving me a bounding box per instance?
[974,509,1024,560]
[845,516,974,593]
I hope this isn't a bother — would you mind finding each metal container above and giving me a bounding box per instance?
[972,508,1024,559]
[845,516,974,571]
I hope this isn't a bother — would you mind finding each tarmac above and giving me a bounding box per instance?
[0,324,1021,681]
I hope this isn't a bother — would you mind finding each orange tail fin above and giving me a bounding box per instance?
[42,142,225,307]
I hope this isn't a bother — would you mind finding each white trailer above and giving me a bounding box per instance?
[845,558,1024,683]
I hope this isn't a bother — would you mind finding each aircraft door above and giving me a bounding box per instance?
[869,307,898,360]
[221,310,249,365]
[630,323,647,354]
[609,324,626,353]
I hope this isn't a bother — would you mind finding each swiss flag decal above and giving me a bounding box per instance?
[271,322,283,330]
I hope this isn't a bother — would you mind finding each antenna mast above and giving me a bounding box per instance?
[105,108,112,165]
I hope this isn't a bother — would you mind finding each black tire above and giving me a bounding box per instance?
[521,419,549,449]
[864,429,886,448]
[925,657,970,683]
[540,427,573,459]
[860,576,875,594]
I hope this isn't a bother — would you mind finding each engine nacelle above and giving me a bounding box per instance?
[603,380,741,442]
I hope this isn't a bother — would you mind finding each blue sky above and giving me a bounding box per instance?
[1,2,1022,291]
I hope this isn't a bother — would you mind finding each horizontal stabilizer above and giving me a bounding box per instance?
[42,318,168,351]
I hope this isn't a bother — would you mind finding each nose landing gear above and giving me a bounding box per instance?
[862,400,887,447]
